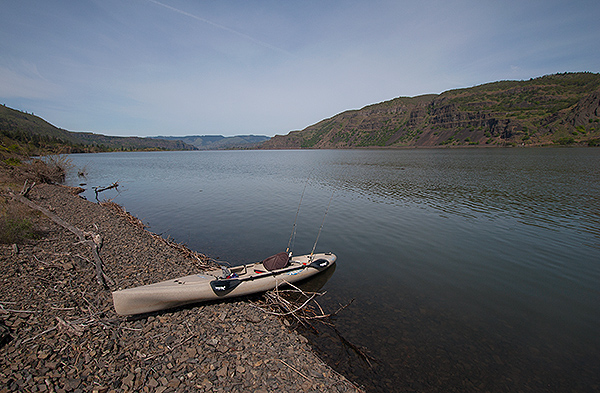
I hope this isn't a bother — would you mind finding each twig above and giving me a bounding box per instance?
[278,359,313,381]
[0,305,36,314]
[33,254,61,268]
[20,180,36,198]
[254,282,372,368]
[141,335,196,361]
[21,326,58,344]
[333,326,376,368]
[56,316,85,336]
[260,293,318,316]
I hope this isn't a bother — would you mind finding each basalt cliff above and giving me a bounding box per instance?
[261,72,600,148]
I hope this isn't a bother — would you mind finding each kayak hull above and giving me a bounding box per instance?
[112,252,336,315]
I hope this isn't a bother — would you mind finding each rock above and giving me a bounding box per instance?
[0,321,11,348]
[202,378,213,389]
[216,365,228,378]
[167,379,180,388]
[147,378,158,388]
[122,373,135,387]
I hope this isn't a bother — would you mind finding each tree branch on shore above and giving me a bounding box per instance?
[9,187,114,289]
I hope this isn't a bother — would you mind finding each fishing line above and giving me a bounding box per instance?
[310,187,335,260]
[286,173,312,254]
[307,160,349,260]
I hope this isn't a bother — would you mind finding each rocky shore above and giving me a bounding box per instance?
[0,182,362,392]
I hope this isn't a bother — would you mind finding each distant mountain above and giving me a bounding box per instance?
[0,105,197,154]
[260,72,600,148]
[153,135,270,150]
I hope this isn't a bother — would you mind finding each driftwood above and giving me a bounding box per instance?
[20,180,36,198]
[252,281,376,367]
[93,182,119,201]
[9,188,113,289]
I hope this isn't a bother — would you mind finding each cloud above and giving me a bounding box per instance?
[0,63,61,100]
[143,0,292,56]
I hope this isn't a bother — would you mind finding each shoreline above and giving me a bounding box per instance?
[0,182,362,392]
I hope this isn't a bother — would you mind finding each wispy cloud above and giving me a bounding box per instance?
[144,0,292,56]
[0,64,61,99]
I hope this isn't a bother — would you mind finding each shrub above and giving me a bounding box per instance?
[2,158,22,166]
[588,139,600,147]
[0,216,36,244]
[555,136,575,145]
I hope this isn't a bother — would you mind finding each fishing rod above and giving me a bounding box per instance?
[286,173,311,255]
[309,188,335,261]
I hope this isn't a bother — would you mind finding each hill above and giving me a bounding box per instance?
[152,135,270,150]
[261,72,600,148]
[0,105,197,156]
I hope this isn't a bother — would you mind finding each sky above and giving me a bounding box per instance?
[1,0,599,137]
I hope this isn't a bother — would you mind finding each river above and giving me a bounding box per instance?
[67,148,600,392]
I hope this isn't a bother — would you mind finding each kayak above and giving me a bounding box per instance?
[112,252,336,315]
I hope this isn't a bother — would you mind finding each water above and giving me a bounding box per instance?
[67,148,600,392]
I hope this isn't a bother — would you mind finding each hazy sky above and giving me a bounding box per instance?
[1,0,599,137]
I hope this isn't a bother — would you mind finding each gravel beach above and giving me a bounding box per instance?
[0,182,362,393]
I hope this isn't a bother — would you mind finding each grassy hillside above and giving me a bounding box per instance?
[0,105,196,157]
[261,72,600,148]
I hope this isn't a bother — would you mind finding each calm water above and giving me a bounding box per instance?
[67,148,600,392]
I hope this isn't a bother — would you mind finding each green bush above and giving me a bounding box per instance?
[2,157,22,166]
[588,139,600,147]
[555,136,575,145]
[0,216,36,244]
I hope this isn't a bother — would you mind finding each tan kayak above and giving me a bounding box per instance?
[112,252,336,315]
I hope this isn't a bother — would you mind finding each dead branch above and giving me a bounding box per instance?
[260,292,319,317]
[278,359,313,381]
[253,282,375,367]
[251,280,332,332]
[21,326,58,344]
[93,182,119,201]
[332,326,377,368]
[11,190,86,240]
[9,189,113,289]
[20,180,36,198]
[0,304,37,314]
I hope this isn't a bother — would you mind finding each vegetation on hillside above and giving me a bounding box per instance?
[261,72,600,149]
[0,104,197,157]
[152,135,270,150]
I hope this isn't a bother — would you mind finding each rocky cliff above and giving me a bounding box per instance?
[261,72,600,148]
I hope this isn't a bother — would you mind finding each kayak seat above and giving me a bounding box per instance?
[262,252,290,271]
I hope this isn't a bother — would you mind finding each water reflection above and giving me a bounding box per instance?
[295,263,336,293]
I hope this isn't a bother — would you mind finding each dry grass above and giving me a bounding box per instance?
[0,195,44,244]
